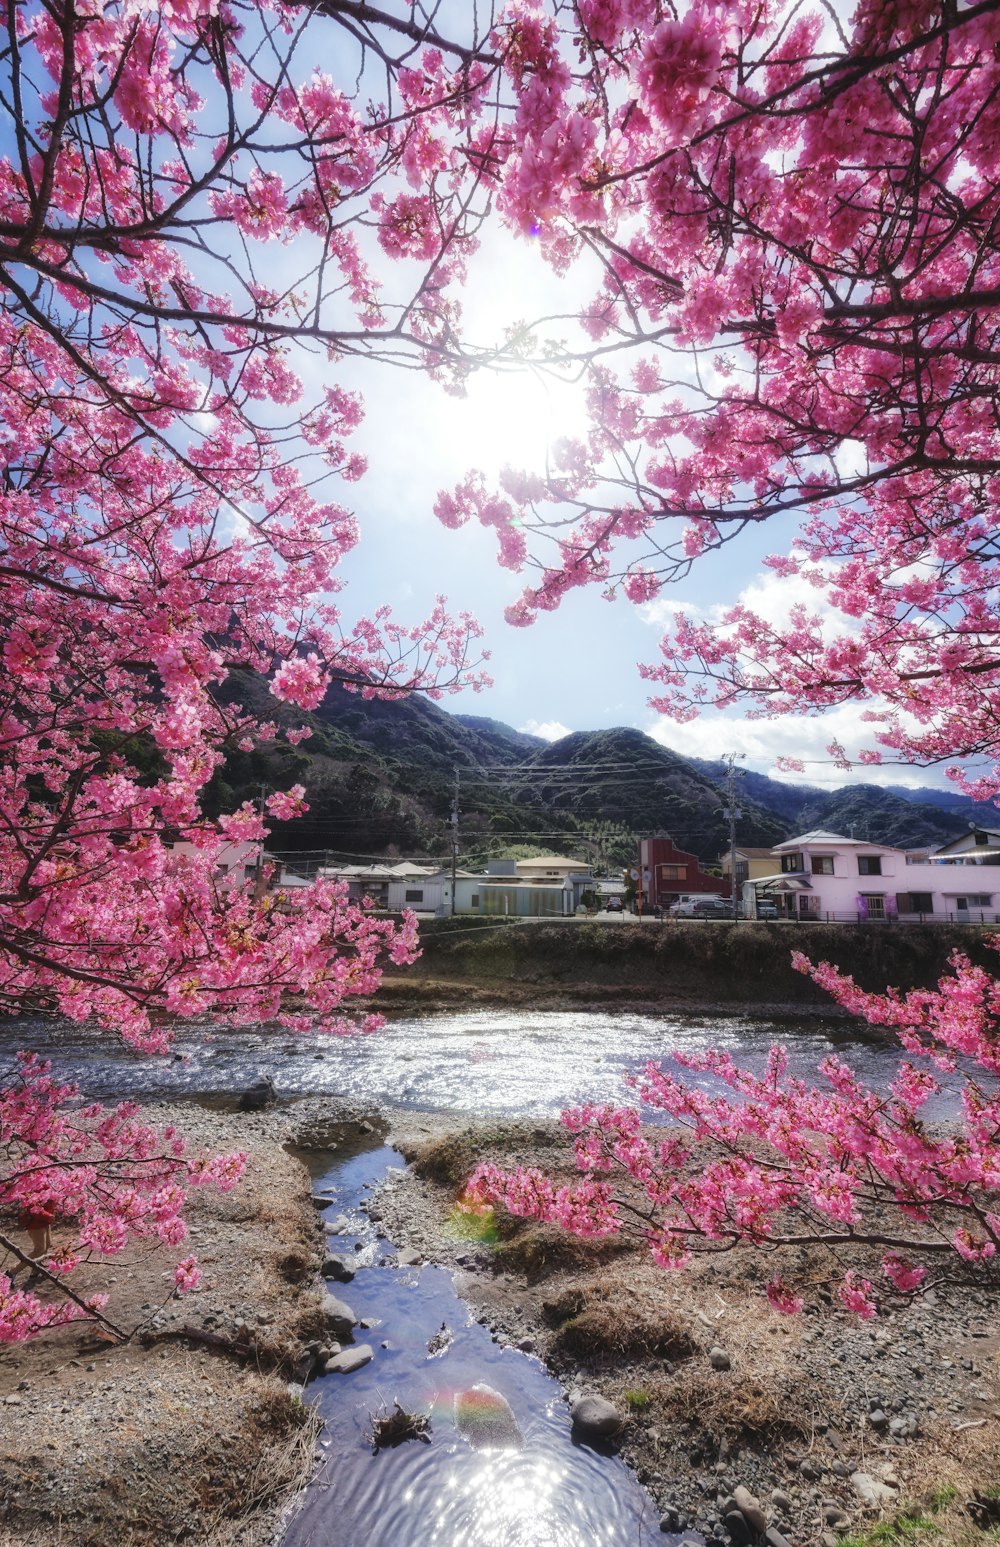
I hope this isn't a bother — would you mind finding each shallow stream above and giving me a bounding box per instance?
[283,1140,671,1547]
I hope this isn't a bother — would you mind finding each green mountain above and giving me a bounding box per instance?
[208,677,989,867]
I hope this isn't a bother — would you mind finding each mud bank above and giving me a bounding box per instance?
[380,919,1000,1013]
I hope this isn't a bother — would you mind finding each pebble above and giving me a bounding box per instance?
[708,1347,731,1371]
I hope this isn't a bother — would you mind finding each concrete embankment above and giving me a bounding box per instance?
[379,918,999,1012]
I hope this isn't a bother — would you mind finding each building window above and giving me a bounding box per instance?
[862,894,886,919]
[658,863,686,880]
[735,861,749,884]
[975,831,990,846]
[957,894,992,909]
[858,856,882,875]
[811,856,834,876]
[799,895,820,917]
[404,889,424,903]
[780,853,802,873]
[899,892,933,913]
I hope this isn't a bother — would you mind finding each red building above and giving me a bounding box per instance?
[638,834,729,909]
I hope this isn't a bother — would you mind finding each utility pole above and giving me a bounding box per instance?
[450,767,459,917]
[723,753,744,918]
[254,782,267,897]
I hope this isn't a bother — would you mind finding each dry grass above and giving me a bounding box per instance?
[493,1223,632,1282]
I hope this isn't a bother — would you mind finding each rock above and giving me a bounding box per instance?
[321,1255,355,1283]
[769,1490,793,1514]
[397,1246,422,1267]
[764,1532,793,1547]
[724,1510,752,1545]
[823,1504,851,1529]
[851,1472,898,1507]
[454,1384,523,1450]
[324,1216,350,1236]
[659,1507,685,1532]
[709,1347,732,1371]
[320,1292,357,1337]
[734,1485,767,1535]
[868,1408,889,1430]
[238,1076,276,1112]
[889,1413,918,1438]
[570,1393,623,1440]
[324,1344,373,1374]
[799,1459,823,1481]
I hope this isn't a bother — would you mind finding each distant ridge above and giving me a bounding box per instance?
[211,679,990,864]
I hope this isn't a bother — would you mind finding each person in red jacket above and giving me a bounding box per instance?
[20,1197,56,1264]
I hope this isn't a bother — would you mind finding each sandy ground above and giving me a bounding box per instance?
[376,1113,1000,1547]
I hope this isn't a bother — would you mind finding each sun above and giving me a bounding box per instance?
[449,364,588,478]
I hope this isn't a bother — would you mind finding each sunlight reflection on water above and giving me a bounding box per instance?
[0,1006,966,1120]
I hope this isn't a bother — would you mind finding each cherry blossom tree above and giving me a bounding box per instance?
[435,0,1000,795]
[3,0,1000,1334]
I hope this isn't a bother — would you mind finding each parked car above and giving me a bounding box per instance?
[670,897,736,918]
[605,897,624,912]
[691,898,737,918]
[754,900,779,920]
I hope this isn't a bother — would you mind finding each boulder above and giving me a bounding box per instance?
[238,1076,276,1112]
[324,1215,350,1235]
[570,1393,623,1440]
[320,1292,357,1337]
[321,1255,355,1283]
[851,1472,898,1508]
[454,1384,523,1451]
[734,1484,767,1535]
[324,1344,373,1374]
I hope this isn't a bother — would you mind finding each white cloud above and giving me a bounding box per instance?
[519,718,572,742]
[638,596,703,630]
[645,703,933,792]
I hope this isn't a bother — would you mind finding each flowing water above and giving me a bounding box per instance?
[0,1007,972,1546]
[0,1006,966,1119]
[282,1141,670,1547]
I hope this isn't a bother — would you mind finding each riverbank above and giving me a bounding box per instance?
[0,1100,379,1547]
[379,919,1000,1013]
[377,1112,1000,1547]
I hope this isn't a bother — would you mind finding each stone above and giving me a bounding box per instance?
[724,1510,752,1545]
[324,1216,350,1235]
[868,1408,889,1430]
[659,1507,684,1532]
[799,1459,823,1481]
[454,1384,523,1450]
[769,1490,793,1514]
[397,1246,422,1267]
[889,1413,918,1439]
[238,1076,276,1112]
[823,1505,852,1529]
[324,1344,373,1374]
[851,1472,898,1508]
[570,1393,623,1440]
[320,1292,357,1337]
[321,1255,355,1283]
[764,1532,793,1547]
[709,1346,732,1371]
[733,1485,767,1535]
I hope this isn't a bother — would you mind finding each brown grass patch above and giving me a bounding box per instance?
[493,1224,632,1282]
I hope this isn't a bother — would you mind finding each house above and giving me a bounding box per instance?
[638,834,729,909]
[317,861,439,907]
[749,831,1000,923]
[719,846,780,888]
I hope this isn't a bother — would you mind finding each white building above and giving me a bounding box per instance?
[748,831,1000,923]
